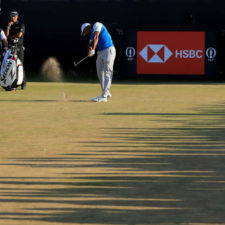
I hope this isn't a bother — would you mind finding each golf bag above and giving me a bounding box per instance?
[0,39,24,90]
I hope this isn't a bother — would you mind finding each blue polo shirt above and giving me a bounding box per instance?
[90,22,114,51]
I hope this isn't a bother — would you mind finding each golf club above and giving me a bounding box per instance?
[74,55,89,67]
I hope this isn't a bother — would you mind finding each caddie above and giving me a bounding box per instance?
[81,22,116,102]
[5,10,26,89]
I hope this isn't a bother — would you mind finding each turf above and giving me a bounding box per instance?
[0,82,225,225]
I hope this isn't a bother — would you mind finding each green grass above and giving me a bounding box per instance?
[0,82,225,225]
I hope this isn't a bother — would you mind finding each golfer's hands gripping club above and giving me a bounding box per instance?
[88,47,95,57]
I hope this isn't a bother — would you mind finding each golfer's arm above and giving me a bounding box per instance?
[92,31,100,50]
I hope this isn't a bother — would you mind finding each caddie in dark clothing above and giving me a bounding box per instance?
[5,10,26,89]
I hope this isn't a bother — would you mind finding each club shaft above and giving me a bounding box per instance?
[74,56,89,66]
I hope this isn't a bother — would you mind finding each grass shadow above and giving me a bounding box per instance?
[1,102,225,224]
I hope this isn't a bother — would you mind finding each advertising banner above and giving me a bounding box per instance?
[124,30,219,78]
[137,31,205,75]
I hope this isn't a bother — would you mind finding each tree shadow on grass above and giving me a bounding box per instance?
[0,99,91,103]
[1,103,225,224]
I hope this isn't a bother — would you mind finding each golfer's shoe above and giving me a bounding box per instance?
[107,93,112,99]
[98,96,108,102]
[92,96,107,102]
[92,96,101,102]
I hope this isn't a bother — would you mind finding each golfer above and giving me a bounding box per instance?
[81,22,116,102]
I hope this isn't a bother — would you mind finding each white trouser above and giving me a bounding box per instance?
[96,46,116,98]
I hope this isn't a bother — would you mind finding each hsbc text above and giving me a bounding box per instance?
[175,50,203,59]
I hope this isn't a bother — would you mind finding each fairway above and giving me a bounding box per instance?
[0,82,225,225]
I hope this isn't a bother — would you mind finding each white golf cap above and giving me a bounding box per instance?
[81,23,91,36]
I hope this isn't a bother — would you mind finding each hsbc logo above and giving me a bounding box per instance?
[139,44,173,63]
[139,44,204,64]
[137,32,205,75]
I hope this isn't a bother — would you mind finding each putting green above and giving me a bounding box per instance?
[0,82,225,225]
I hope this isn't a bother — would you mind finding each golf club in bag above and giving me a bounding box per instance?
[0,38,24,91]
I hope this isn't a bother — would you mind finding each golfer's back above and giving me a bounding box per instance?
[91,22,114,51]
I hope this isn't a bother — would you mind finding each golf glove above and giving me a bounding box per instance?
[90,49,95,57]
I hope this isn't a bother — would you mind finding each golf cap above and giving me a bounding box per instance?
[10,10,19,17]
[81,23,90,36]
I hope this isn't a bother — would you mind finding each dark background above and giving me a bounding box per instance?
[0,0,224,74]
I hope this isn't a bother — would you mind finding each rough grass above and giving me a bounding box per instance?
[0,82,225,225]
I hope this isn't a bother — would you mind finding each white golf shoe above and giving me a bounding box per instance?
[92,96,107,102]
[98,96,108,102]
[92,96,101,102]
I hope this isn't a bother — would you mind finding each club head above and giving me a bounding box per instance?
[74,62,77,67]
